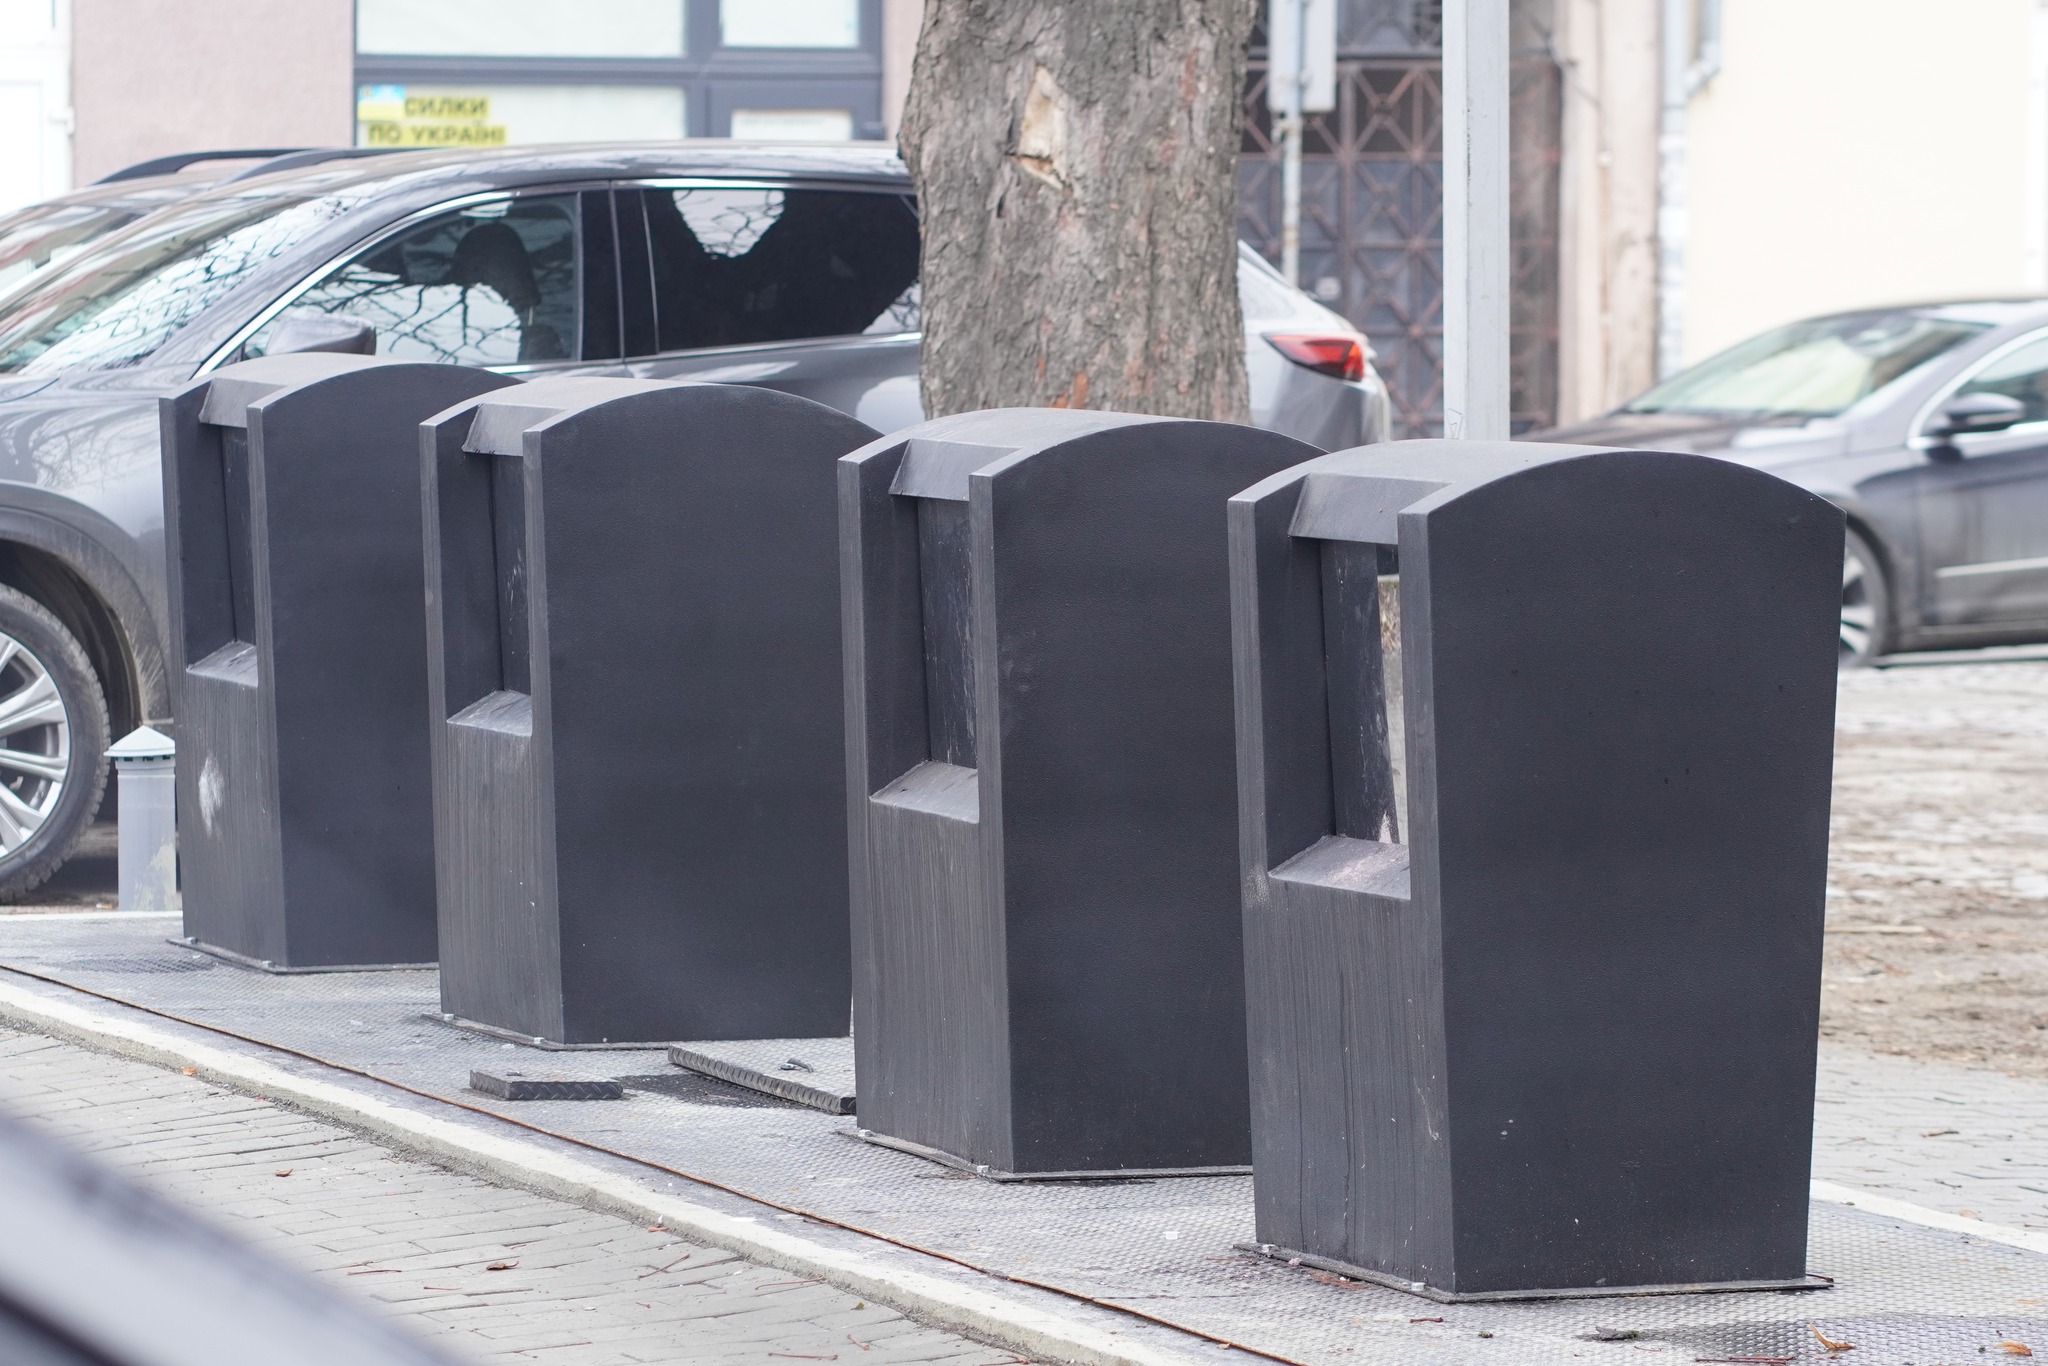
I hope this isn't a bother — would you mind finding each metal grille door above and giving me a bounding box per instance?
[1239,2,1561,437]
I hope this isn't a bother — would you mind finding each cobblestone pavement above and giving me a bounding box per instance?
[1815,1042,2048,1231]
[1826,656,2048,1074]
[0,1029,1026,1366]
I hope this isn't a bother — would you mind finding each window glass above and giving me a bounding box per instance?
[248,196,580,367]
[1626,311,1989,419]
[637,187,918,352]
[729,109,854,142]
[721,0,860,48]
[1952,334,2048,426]
[356,0,684,58]
[357,84,685,148]
[0,193,328,374]
[0,202,143,297]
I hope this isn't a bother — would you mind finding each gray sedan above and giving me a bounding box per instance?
[0,141,1388,897]
[1543,300,2048,667]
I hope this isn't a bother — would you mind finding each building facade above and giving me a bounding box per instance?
[353,0,893,147]
[60,0,921,188]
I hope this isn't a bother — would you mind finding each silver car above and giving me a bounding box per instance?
[0,141,1388,897]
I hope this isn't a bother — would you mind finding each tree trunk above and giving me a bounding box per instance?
[901,0,1258,423]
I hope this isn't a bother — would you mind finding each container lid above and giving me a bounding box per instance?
[106,725,175,761]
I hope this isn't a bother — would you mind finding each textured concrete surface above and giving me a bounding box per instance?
[0,1029,1027,1366]
[1825,656,2048,1073]
[1814,1042,2048,1231]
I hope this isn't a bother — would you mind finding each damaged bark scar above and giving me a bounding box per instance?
[1012,64,1073,190]
[1047,370,1091,409]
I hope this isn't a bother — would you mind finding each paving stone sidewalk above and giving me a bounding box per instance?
[0,1029,1027,1366]
[1813,1042,2048,1231]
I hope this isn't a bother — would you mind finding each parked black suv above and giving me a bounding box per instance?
[0,141,1387,897]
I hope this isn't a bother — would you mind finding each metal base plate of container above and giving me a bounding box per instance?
[170,937,433,975]
[1236,1242,1834,1303]
[668,1038,854,1114]
[847,1127,1253,1182]
[425,1012,669,1051]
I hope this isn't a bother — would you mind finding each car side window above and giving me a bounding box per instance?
[624,186,919,355]
[1950,333,2048,426]
[247,195,581,366]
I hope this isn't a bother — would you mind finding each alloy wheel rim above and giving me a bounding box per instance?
[1840,551,1874,662]
[0,630,69,853]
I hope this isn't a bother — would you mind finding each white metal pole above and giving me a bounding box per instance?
[1274,0,1306,286]
[1442,0,1511,440]
[1657,0,1721,379]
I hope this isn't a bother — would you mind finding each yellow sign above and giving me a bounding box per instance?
[356,86,507,148]
[362,120,508,147]
[403,93,489,120]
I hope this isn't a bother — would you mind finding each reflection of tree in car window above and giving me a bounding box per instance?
[0,194,333,375]
[251,196,579,367]
[638,188,919,353]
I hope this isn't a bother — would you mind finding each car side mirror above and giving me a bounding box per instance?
[262,312,376,358]
[1927,391,2025,455]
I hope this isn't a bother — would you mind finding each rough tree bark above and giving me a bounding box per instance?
[900,0,1258,423]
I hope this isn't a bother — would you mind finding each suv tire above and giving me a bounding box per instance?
[0,584,108,902]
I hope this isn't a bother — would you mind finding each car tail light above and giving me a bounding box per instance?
[1265,332,1369,382]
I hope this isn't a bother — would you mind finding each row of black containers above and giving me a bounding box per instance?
[161,354,1841,1303]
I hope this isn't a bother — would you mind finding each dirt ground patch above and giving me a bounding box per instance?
[1824,655,2048,1074]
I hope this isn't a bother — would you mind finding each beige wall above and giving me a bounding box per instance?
[1554,0,1662,422]
[881,0,922,139]
[1681,0,2040,364]
[71,0,352,186]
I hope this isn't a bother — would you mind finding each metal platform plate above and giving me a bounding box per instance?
[1238,1241,1834,1303]
[172,935,435,974]
[668,1037,855,1113]
[468,1070,624,1101]
[851,1126,1253,1181]
[1,916,2043,1366]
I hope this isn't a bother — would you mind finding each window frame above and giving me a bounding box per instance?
[201,184,619,375]
[1909,324,2048,454]
[352,0,887,141]
[607,175,921,364]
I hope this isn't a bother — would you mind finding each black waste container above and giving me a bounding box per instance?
[160,355,515,970]
[841,409,1318,1177]
[1230,440,1841,1299]
[422,377,877,1046]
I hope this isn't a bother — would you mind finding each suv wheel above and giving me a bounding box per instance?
[1840,528,1891,668]
[0,585,108,901]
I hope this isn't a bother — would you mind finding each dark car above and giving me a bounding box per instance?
[0,149,339,301]
[0,141,1388,898]
[1543,301,2048,667]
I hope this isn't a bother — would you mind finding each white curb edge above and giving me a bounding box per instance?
[0,978,1213,1366]
[1809,1179,2048,1255]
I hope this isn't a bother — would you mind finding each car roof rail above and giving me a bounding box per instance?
[221,146,409,182]
[94,148,312,183]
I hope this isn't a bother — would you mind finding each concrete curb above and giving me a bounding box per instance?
[0,977,1212,1366]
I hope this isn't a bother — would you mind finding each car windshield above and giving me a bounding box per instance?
[1626,311,1990,418]
[0,202,147,298]
[0,192,336,375]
